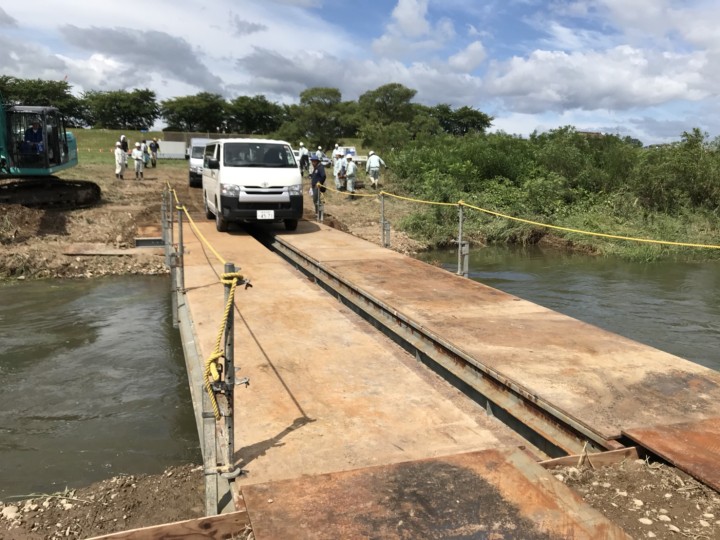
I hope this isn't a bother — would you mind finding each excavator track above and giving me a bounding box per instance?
[0,177,101,209]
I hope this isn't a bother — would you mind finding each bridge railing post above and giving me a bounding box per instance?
[380,193,390,248]
[223,262,236,472]
[457,204,464,275]
[177,207,185,294]
[161,189,169,266]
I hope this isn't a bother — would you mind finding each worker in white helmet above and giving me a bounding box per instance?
[365,150,386,189]
[333,149,347,190]
[298,142,309,174]
[345,154,358,199]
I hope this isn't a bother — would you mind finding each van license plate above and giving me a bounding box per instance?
[257,210,274,220]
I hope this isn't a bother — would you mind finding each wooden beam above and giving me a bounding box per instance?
[539,446,639,469]
[85,510,250,540]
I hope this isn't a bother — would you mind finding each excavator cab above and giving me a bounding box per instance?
[0,105,78,177]
[0,98,98,208]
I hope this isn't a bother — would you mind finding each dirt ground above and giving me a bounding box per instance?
[0,164,718,539]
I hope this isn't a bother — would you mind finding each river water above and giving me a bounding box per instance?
[417,246,720,372]
[0,276,200,500]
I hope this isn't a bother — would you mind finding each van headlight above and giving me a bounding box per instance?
[288,184,302,196]
[220,183,240,197]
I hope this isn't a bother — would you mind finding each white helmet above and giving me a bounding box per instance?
[346,154,353,160]
[318,146,322,150]
[369,150,375,156]
[299,142,304,147]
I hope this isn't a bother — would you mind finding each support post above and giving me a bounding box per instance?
[457,204,464,275]
[380,193,390,248]
[223,262,236,470]
[168,199,174,257]
[460,241,470,278]
[161,190,169,266]
[170,253,179,328]
[177,208,185,294]
[202,406,219,515]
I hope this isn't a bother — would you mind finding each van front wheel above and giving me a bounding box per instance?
[215,205,229,232]
[284,219,298,231]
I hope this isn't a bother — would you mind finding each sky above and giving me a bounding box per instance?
[1,0,719,145]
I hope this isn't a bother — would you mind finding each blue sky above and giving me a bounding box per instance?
[1,0,719,144]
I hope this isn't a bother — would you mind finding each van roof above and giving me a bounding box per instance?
[207,138,292,146]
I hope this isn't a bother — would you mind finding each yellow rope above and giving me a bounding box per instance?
[203,271,243,420]
[320,178,720,250]
[459,201,720,250]
[322,184,376,198]
[164,182,248,419]
[380,190,457,206]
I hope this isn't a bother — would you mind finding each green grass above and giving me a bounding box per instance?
[71,128,187,168]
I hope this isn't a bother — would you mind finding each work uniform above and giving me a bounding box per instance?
[345,158,358,196]
[309,159,326,218]
[114,144,126,179]
[366,153,386,188]
[131,146,145,179]
[333,152,347,190]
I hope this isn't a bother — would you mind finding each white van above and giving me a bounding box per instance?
[188,137,212,187]
[202,138,303,231]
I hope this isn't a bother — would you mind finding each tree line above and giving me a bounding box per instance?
[0,77,492,150]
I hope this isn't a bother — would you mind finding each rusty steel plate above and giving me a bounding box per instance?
[278,228,720,442]
[241,448,629,540]
[623,417,720,492]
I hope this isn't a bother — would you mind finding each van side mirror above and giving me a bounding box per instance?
[207,158,219,170]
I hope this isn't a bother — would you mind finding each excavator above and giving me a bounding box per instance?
[0,95,100,207]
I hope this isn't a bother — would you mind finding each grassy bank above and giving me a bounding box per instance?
[384,129,720,262]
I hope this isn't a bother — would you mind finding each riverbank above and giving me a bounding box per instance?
[1,162,718,539]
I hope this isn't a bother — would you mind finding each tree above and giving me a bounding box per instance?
[0,76,85,126]
[358,83,416,124]
[430,104,493,136]
[160,92,227,132]
[274,87,344,149]
[83,89,159,130]
[227,95,286,134]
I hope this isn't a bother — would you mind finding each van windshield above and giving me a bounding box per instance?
[191,146,205,159]
[223,143,297,168]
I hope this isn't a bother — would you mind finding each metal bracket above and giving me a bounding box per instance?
[236,377,250,387]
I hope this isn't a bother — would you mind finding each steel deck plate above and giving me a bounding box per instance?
[623,417,720,491]
[180,223,526,489]
[241,448,630,540]
[278,224,720,441]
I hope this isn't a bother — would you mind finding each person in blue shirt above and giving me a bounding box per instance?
[309,153,326,220]
[24,120,43,153]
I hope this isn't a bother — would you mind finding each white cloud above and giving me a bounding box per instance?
[391,0,431,37]
[448,41,486,71]
[485,45,709,113]
[372,0,455,59]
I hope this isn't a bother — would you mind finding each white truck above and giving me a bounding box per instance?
[187,137,212,187]
[337,145,367,167]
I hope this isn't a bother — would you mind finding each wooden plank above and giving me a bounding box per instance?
[85,510,250,540]
[539,446,639,469]
[63,242,164,256]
